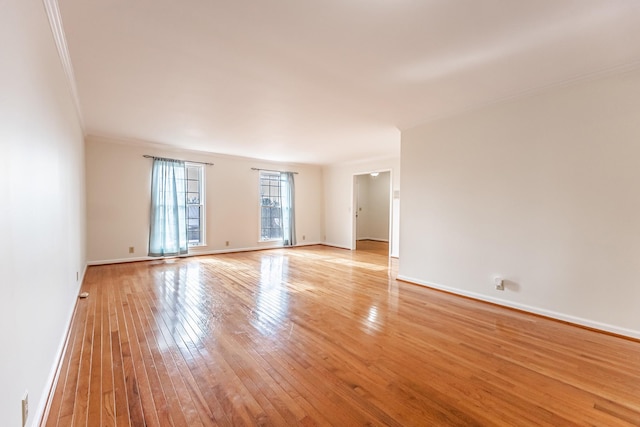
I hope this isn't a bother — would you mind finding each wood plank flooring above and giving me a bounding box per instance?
[43,244,640,426]
[355,239,389,255]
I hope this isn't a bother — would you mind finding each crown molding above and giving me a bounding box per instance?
[42,0,85,131]
[86,132,322,168]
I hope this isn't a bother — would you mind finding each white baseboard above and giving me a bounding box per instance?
[397,274,640,340]
[322,242,352,250]
[189,242,324,256]
[87,242,326,265]
[294,241,324,247]
[88,255,152,265]
[357,237,389,242]
[35,264,87,426]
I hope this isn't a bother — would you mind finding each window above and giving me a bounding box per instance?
[185,163,205,246]
[260,171,282,241]
[149,158,188,257]
[259,170,296,245]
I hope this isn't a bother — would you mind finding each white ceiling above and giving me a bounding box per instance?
[58,0,640,165]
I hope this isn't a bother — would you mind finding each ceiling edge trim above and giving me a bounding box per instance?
[42,0,85,131]
[85,133,323,167]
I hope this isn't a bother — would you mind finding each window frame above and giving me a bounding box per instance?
[185,162,206,247]
[259,171,284,242]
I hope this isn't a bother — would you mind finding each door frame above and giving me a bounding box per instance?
[351,169,393,256]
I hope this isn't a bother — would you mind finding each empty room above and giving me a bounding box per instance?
[2,0,640,426]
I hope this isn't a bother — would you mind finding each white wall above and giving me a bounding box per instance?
[323,157,400,257]
[400,68,640,338]
[356,172,390,241]
[0,1,86,425]
[86,136,324,263]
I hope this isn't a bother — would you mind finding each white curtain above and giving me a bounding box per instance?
[148,158,188,257]
[281,172,296,246]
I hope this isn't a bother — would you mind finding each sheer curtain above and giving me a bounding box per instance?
[148,158,188,257]
[281,172,296,246]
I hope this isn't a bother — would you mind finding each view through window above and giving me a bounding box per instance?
[259,171,283,241]
[185,163,205,246]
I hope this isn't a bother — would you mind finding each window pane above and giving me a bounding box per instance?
[187,166,199,180]
[188,207,200,222]
[185,164,204,246]
[187,180,199,193]
[259,172,284,241]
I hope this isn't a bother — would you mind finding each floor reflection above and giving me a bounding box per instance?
[253,254,290,336]
[155,261,209,351]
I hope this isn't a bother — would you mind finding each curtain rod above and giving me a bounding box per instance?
[143,155,213,166]
[251,167,298,174]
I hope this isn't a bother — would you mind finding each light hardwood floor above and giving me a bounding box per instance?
[43,244,640,426]
[355,239,389,255]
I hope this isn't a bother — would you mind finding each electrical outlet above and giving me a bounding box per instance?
[225,241,229,247]
[129,246,134,254]
[76,271,79,281]
[494,277,504,291]
[302,235,306,241]
[22,391,28,426]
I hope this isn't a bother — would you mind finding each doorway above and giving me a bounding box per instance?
[353,171,391,255]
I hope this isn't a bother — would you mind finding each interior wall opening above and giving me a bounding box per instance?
[353,171,391,255]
